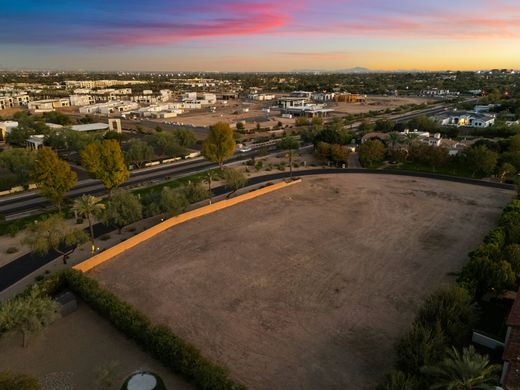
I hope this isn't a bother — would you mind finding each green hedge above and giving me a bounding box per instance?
[35,270,244,390]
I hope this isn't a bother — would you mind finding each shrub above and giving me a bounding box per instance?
[415,286,478,347]
[0,370,40,390]
[395,322,446,376]
[5,247,18,254]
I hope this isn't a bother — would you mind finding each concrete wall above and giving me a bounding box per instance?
[73,179,302,273]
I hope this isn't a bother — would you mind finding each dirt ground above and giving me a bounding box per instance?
[331,96,434,115]
[88,175,514,389]
[89,175,513,389]
[0,303,190,389]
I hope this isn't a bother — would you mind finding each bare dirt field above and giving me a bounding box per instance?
[90,174,513,389]
[331,95,434,115]
[0,303,190,389]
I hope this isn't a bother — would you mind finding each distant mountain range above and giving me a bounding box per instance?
[291,67,434,74]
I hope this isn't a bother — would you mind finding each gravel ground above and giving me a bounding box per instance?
[91,174,513,389]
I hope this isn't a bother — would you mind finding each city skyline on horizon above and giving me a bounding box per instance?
[1,0,520,72]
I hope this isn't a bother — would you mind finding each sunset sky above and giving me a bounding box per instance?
[1,0,520,71]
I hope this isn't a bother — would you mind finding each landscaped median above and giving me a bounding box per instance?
[73,179,302,273]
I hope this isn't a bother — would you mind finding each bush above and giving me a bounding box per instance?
[395,322,446,376]
[0,370,40,390]
[5,247,18,254]
[415,286,478,347]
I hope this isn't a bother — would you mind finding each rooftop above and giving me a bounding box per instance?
[70,123,109,132]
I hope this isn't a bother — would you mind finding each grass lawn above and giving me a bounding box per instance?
[386,161,480,179]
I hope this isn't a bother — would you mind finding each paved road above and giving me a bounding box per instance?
[0,168,513,293]
[0,148,270,218]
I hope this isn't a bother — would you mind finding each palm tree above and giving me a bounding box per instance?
[72,195,105,251]
[204,170,218,204]
[421,346,500,390]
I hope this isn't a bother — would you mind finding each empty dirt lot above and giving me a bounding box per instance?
[91,174,513,389]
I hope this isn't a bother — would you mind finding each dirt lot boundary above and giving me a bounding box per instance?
[73,179,302,273]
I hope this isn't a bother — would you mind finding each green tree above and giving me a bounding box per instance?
[222,168,247,198]
[102,190,142,233]
[81,140,129,194]
[144,132,186,157]
[463,145,497,177]
[358,139,386,167]
[30,147,77,211]
[416,286,478,347]
[374,118,395,133]
[201,122,236,169]
[497,162,516,181]
[236,122,245,131]
[0,148,36,185]
[124,139,154,169]
[42,111,71,126]
[0,370,41,390]
[181,181,210,203]
[72,195,105,250]
[173,128,197,147]
[358,120,374,134]
[396,322,446,376]
[23,214,88,264]
[159,187,188,216]
[0,285,58,347]
[421,346,499,390]
[278,136,299,178]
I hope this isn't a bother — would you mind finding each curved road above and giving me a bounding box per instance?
[0,168,513,293]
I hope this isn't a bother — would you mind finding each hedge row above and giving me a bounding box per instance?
[458,199,520,297]
[36,270,245,390]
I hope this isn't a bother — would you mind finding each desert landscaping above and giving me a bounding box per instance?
[88,174,513,389]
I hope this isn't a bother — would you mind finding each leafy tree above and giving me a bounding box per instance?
[509,134,520,153]
[0,285,58,347]
[30,147,77,211]
[155,125,163,132]
[236,122,245,131]
[124,139,154,169]
[102,190,142,233]
[159,187,188,216]
[314,127,352,146]
[315,142,349,166]
[421,346,499,390]
[359,139,386,167]
[201,122,236,169]
[173,128,197,147]
[497,162,516,181]
[222,168,247,198]
[144,132,186,157]
[0,370,41,390]
[0,148,36,184]
[23,214,88,264]
[81,140,129,194]
[396,322,446,376]
[407,115,439,132]
[374,118,395,133]
[42,111,71,126]
[181,182,209,203]
[416,286,478,347]
[295,117,310,127]
[358,120,374,134]
[72,195,105,250]
[278,136,299,178]
[463,145,497,177]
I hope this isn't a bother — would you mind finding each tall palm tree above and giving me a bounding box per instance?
[421,346,500,390]
[72,194,105,251]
